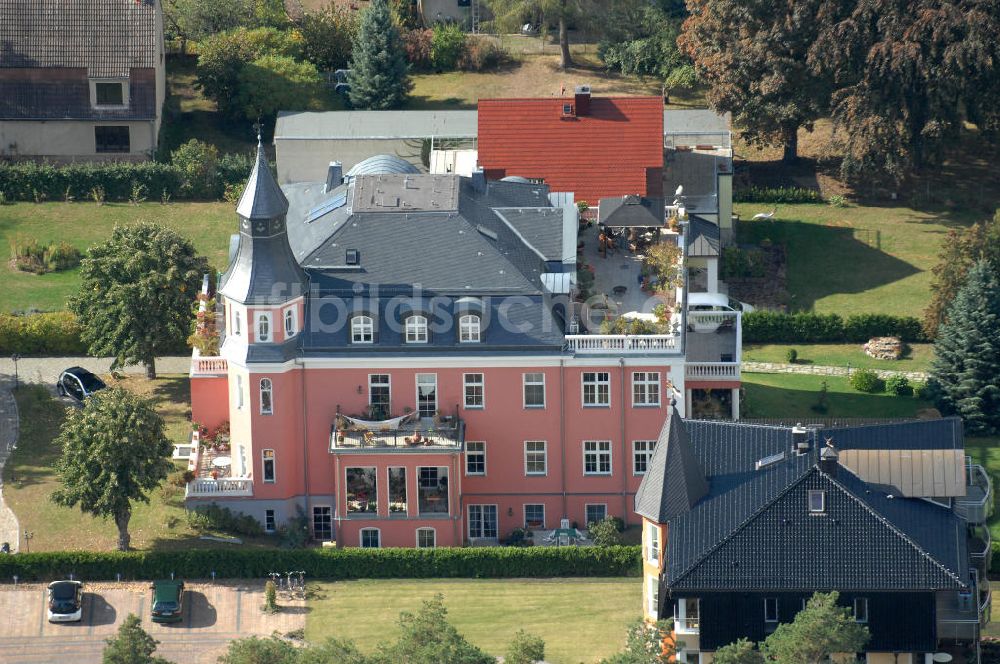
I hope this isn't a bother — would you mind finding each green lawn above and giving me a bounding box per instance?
[743,343,934,373]
[0,201,234,312]
[733,202,986,318]
[305,578,641,664]
[3,377,267,552]
[741,372,934,420]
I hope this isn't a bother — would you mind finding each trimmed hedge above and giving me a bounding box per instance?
[734,186,824,204]
[0,311,87,355]
[743,311,928,344]
[0,545,642,582]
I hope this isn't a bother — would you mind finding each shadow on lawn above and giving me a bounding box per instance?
[737,218,921,312]
[741,379,933,420]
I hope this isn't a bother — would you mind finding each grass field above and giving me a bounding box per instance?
[741,372,934,420]
[732,202,986,318]
[305,578,641,664]
[0,202,234,312]
[743,343,934,373]
[2,377,267,552]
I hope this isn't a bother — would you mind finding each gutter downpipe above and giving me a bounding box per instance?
[560,358,567,520]
[298,350,311,540]
[620,357,627,526]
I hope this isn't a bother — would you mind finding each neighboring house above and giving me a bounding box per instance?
[0,0,166,161]
[183,139,743,545]
[323,0,486,31]
[635,414,992,663]
[478,88,665,210]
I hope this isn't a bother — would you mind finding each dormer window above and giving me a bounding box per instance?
[808,490,825,513]
[405,315,429,344]
[352,315,374,343]
[91,79,128,108]
[459,314,481,343]
[256,312,272,342]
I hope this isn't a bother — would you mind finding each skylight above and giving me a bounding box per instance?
[755,451,785,471]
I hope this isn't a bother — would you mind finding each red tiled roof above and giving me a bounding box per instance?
[477,96,664,207]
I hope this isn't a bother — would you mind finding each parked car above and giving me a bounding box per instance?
[56,367,106,404]
[687,292,754,332]
[150,579,185,623]
[47,580,83,622]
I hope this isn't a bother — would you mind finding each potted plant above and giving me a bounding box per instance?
[210,470,219,480]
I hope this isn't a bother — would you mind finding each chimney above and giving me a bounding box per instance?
[471,167,487,193]
[574,85,591,116]
[792,424,810,456]
[819,440,839,476]
[325,161,343,192]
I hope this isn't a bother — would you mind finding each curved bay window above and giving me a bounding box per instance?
[346,467,377,514]
[417,466,448,515]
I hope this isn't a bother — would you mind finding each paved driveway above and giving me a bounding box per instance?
[0,581,306,663]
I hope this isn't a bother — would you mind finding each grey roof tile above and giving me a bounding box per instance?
[598,195,665,227]
[493,207,565,261]
[687,215,720,257]
[635,408,709,522]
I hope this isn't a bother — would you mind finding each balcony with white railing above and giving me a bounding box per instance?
[183,434,253,498]
[565,333,681,355]
[190,349,228,377]
[186,477,254,497]
[955,461,993,524]
[686,362,741,380]
[189,274,228,378]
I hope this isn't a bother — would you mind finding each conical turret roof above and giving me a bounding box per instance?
[236,137,288,220]
[635,406,709,523]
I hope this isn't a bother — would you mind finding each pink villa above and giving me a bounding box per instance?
[185,140,742,547]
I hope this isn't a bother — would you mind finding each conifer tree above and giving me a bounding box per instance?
[348,0,411,110]
[930,260,1000,435]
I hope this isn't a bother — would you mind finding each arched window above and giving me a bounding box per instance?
[405,315,429,343]
[233,309,242,336]
[459,314,481,343]
[257,312,272,342]
[284,308,297,337]
[352,315,374,343]
[260,378,273,415]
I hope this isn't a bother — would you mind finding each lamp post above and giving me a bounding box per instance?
[10,354,20,390]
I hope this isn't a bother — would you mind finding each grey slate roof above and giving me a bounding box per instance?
[237,141,290,220]
[687,215,720,257]
[0,76,157,121]
[635,407,709,522]
[493,207,565,262]
[0,0,159,77]
[598,195,665,227]
[346,154,421,178]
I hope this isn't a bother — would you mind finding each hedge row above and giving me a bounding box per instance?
[0,311,87,355]
[0,155,253,203]
[734,186,825,204]
[0,545,642,582]
[742,312,928,344]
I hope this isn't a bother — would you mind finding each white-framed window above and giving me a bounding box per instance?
[264,509,276,533]
[235,374,244,410]
[633,440,656,475]
[312,506,332,540]
[405,315,429,343]
[360,528,381,548]
[233,309,242,336]
[524,441,547,475]
[459,314,481,343]
[417,466,449,516]
[284,307,297,337]
[416,373,437,417]
[463,373,484,409]
[262,449,276,483]
[853,597,868,623]
[809,490,826,513]
[675,598,700,633]
[468,504,498,539]
[524,503,545,529]
[585,503,606,527]
[260,377,273,415]
[647,522,660,564]
[584,440,612,475]
[466,441,486,475]
[764,597,779,623]
[416,528,436,548]
[582,372,611,407]
[523,372,545,408]
[632,371,661,407]
[91,79,127,107]
[256,312,272,342]
[648,578,659,618]
[351,315,374,343]
[369,374,391,419]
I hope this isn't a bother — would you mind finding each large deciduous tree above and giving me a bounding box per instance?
[348,0,412,110]
[53,389,173,551]
[103,614,172,664]
[679,0,833,163]
[761,592,869,664]
[930,260,1000,435]
[163,0,287,44]
[70,223,207,379]
[295,5,358,73]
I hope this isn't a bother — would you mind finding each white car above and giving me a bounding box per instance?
[47,580,83,623]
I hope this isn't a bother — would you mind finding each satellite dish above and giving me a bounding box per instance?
[674,184,684,197]
[931,654,953,663]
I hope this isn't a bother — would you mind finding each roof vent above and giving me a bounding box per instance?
[476,224,498,240]
[792,425,810,456]
[346,249,360,265]
[819,440,839,476]
[755,451,785,471]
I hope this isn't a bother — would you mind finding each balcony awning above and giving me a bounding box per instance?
[340,412,416,430]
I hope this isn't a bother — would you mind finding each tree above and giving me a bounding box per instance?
[103,614,172,664]
[598,3,688,82]
[170,139,220,199]
[923,211,1000,338]
[348,0,412,110]
[163,0,288,44]
[679,0,833,163]
[295,5,358,72]
[929,260,1000,435]
[761,592,869,664]
[52,388,174,551]
[70,223,208,379]
[812,0,1000,184]
[372,594,493,664]
[219,636,302,664]
[505,630,546,664]
[712,639,764,664]
[237,54,324,124]
[601,619,677,664]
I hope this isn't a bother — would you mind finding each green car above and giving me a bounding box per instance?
[150,580,185,623]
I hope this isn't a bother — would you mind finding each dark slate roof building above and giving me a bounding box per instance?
[0,0,165,159]
[635,414,992,658]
